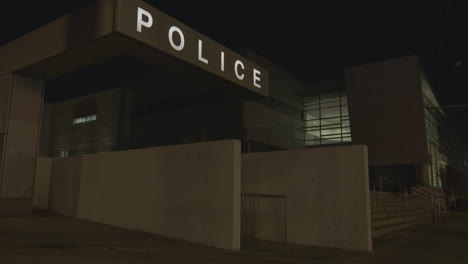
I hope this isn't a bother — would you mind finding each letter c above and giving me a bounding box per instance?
[235,60,245,80]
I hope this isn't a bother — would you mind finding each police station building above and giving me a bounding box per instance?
[0,0,462,253]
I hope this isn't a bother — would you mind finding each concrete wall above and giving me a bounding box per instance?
[242,195,286,242]
[33,157,53,210]
[242,145,372,252]
[45,140,241,250]
[345,56,427,166]
[0,75,12,205]
[49,156,83,217]
[38,103,53,157]
[0,0,115,77]
[1,74,44,199]
[0,74,44,215]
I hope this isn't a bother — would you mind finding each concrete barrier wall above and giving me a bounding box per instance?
[33,157,53,210]
[49,156,83,217]
[242,145,372,252]
[45,140,241,250]
[0,74,44,216]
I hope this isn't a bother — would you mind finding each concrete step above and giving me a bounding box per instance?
[370,197,426,201]
[371,204,431,213]
[370,196,426,201]
[372,213,432,229]
[372,209,430,220]
[370,195,398,198]
[370,204,432,212]
[372,216,432,237]
[370,201,430,207]
[372,205,428,211]
[370,193,419,198]
[371,196,425,200]
[371,199,430,205]
[371,205,429,212]
[370,192,419,198]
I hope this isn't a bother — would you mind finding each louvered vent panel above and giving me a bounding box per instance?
[244,101,305,150]
[50,88,122,157]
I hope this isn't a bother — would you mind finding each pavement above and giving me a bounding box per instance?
[1,211,468,263]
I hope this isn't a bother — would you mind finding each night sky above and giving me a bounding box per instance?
[1,0,467,145]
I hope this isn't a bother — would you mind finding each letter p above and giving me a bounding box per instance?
[137,7,153,33]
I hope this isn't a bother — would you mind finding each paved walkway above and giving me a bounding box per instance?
[1,212,468,263]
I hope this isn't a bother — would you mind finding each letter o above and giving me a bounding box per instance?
[168,26,185,51]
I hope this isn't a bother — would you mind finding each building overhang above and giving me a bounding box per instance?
[0,0,268,97]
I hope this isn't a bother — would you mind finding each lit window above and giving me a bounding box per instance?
[73,114,97,125]
[304,92,351,145]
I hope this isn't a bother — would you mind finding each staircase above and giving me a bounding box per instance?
[370,191,432,237]
[411,186,447,211]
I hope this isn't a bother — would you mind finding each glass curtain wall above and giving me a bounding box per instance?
[424,104,447,188]
[304,92,351,145]
[422,73,446,188]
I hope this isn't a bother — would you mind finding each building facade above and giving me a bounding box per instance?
[0,0,464,253]
[309,56,464,193]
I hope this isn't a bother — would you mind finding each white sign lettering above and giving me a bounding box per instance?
[132,6,267,95]
[198,40,208,64]
[168,26,185,51]
[220,51,225,72]
[235,60,245,80]
[253,68,261,88]
[137,7,153,32]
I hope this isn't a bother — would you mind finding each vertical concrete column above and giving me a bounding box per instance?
[0,73,44,215]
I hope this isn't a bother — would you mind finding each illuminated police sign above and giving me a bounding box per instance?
[115,0,268,96]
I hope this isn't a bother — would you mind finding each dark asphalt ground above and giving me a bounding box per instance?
[0,212,467,263]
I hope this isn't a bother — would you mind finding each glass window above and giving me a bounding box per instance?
[322,138,342,144]
[320,101,340,109]
[73,117,86,124]
[321,125,341,132]
[305,138,321,145]
[305,120,320,128]
[322,135,342,140]
[321,129,342,136]
[305,111,319,120]
[320,107,340,119]
[342,107,349,116]
[304,92,352,146]
[73,114,97,125]
[342,119,350,127]
[320,93,340,103]
[305,130,321,137]
[341,97,348,106]
[321,117,341,126]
